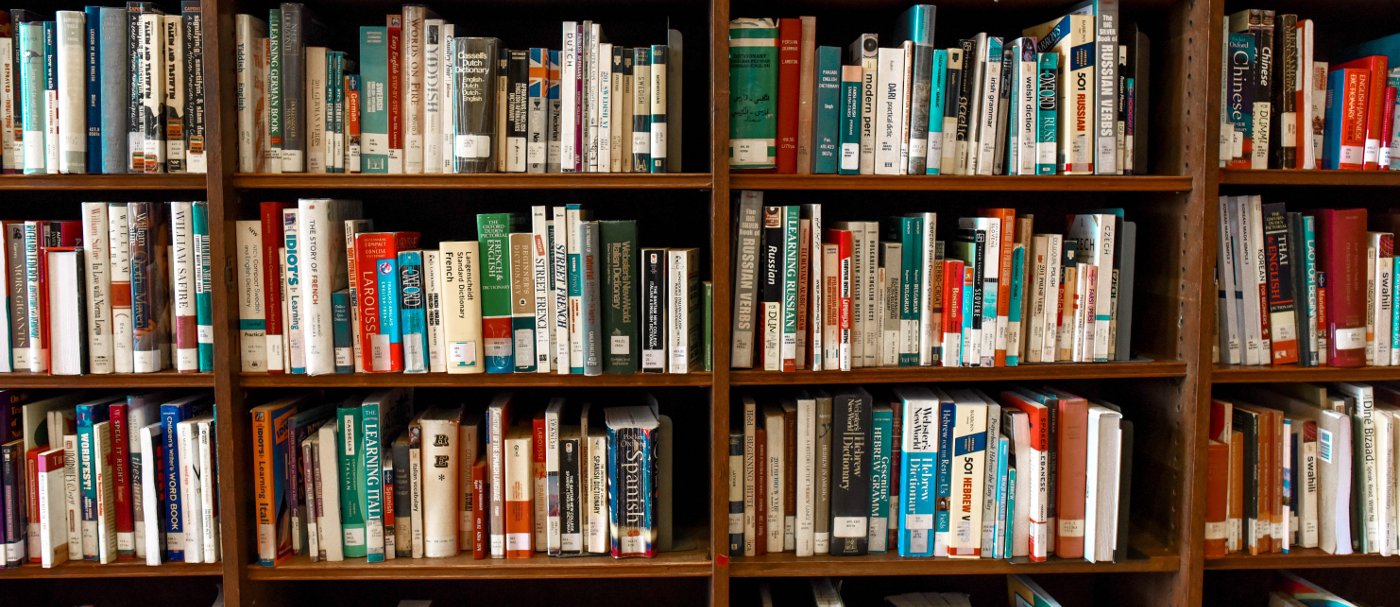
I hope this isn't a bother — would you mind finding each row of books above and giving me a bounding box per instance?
[732,385,1132,562]
[235,5,683,175]
[1219,11,1400,171]
[728,4,1148,176]
[757,575,1060,607]
[1,4,206,175]
[730,193,1137,371]
[235,201,711,376]
[0,391,216,568]
[0,202,213,376]
[253,390,674,564]
[1205,382,1400,558]
[1215,200,1397,368]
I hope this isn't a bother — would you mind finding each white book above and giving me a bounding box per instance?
[1216,198,1242,365]
[609,50,623,172]
[874,47,906,175]
[423,19,443,174]
[81,203,113,373]
[596,43,612,173]
[897,42,913,174]
[37,447,68,568]
[344,219,372,371]
[177,418,204,564]
[402,5,426,174]
[505,429,533,554]
[279,209,304,373]
[975,394,1001,556]
[235,220,267,371]
[1226,197,1260,365]
[316,422,344,561]
[543,399,564,554]
[566,206,587,371]
[438,23,455,174]
[1336,382,1379,552]
[304,47,327,174]
[1298,22,1317,169]
[140,423,163,565]
[1372,233,1394,366]
[560,22,579,172]
[0,37,14,174]
[945,394,988,558]
[587,23,602,172]
[764,406,784,553]
[406,420,423,558]
[668,248,699,373]
[972,37,1002,176]
[552,207,570,374]
[862,221,880,367]
[45,249,82,376]
[92,420,117,563]
[197,419,219,562]
[298,199,361,375]
[1041,234,1064,364]
[236,15,267,172]
[585,430,608,554]
[1377,410,1394,555]
[1299,422,1319,548]
[168,202,198,372]
[55,11,85,174]
[1084,405,1122,563]
[1011,44,1037,175]
[795,396,816,557]
[423,249,445,372]
[1027,235,1050,363]
[138,14,165,173]
[881,242,902,367]
[63,434,81,559]
[531,207,552,373]
[420,410,459,558]
[1069,213,1116,362]
[487,397,508,558]
[439,241,484,374]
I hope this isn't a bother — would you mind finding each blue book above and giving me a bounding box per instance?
[193,201,213,372]
[868,405,892,553]
[895,387,939,557]
[332,289,353,373]
[926,49,948,175]
[83,6,101,173]
[1006,245,1025,366]
[1302,215,1320,366]
[1004,467,1017,559]
[76,396,117,560]
[160,394,207,562]
[993,434,1010,558]
[1035,52,1059,175]
[396,250,428,373]
[894,4,937,46]
[1340,32,1400,66]
[359,26,389,173]
[934,396,956,555]
[605,405,660,557]
[18,23,43,174]
[1324,67,1365,170]
[376,255,402,364]
[812,46,840,174]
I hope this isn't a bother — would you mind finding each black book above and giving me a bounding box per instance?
[278,2,326,173]
[559,429,583,555]
[1231,407,1261,551]
[600,220,638,374]
[639,247,667,373]
[759,206,783,371]
[1114,418,1134,561]
[955,38,976,173]
[453,36,499,173]
[829,387,871,556]
[505,48,528,172]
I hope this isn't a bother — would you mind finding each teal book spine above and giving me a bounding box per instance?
[193,201,213,372]
[839,65,861,174]
[895,4,937,46]
[338,404,366,558]
[899,217,923,366]
[361,400,383,563]
[332,289,353,373]
[376,255,402,368]
[727,18,777,169]
[397,250,427,373]
[869,406,892,553]
[1303,215,1320,366]
[812,46,840,173]
[359,26,389,173]
[926,49,948,175]
[76,401,111,560]
[267,10,282,168]
[1006,245,1025,366]
[1036,52,1059,175]
[780,206,799,369]
[1004,466,1017,558]
[18,23,43,174]
[993,434,1010,558]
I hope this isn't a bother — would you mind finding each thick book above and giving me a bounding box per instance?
[251,397,299,566]
[235,220,266,371]
[354,231,419,372]
[359,26,389,173]
[476,213,515,373]
[600,220,638,373]
[298,199,361,375]
[605,405,660,558]
[452,37,499,173]
[127,203,166,373]
[397,250,428,373]
[829,388,872,556]
[731,191,762,369]
[440,241,484,373]
[1315,208,1368,367]
[728,19,777,170]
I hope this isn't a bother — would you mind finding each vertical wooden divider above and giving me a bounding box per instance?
[709,0,732,604]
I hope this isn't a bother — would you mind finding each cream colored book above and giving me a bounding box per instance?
[439,241,484,374]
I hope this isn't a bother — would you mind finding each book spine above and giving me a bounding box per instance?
[781,208,799,371]
[813,46,841,174]
[182,3,204,173]
[375,256,402,372]
[52,13,82,174]
[476,213,514,372]
[454,37,499,173]
[331,290,352,373]
[160,405,187,561]
[506,232,535,372]
[441,240,484,373]
[504,49,528,172]
[925,50,947,174]
[358,27,387,173]
[402,7,424,175]
[161,15,184,173]
[192,202,212,372]
[282,208,303,373]
[0,36,15,175]
[648,44,668,173]
[397,250,427,373]
[337,405,365,558]
[527,48,547,173]
[1036,52,1059,174]
[600,221,638,373]
[278,4,306,172]
[81,8,99,174]
[127,203,162,372]
[18,24,42,174]
[423,250,444,373]
[171,202,197,372]
[640,248,666,373]
[546,50,561,172]
[831,391,871,556]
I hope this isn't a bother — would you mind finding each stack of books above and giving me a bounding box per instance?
[252,390,675,564]
[731,193,1137,371]
[1215,200,1398,368]
[728,4,1149,176]
[236,200,711,376]
[732,386,1132,563]
[0,4,207,175]
[0,391,217,568]
[1206,382,1400,558]
[1218,11,1400,171]
[235,4,683,174]
[0,202,213,376]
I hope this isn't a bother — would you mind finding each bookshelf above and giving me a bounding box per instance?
[13,0,1375,605]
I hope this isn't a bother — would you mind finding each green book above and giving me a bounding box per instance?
[897,216,924,366]
[337,401,366,558]
[728,18,777,169]
[838,63,862,175]
[869,405,893,552]
[360,389,404,563]
[359,26,389,173]
[599,220,639,374]
[812,46,841,174]
[781,206,799,368]
[1006,244,1025,366]
[476,213,516,373]
[703,280,713,372]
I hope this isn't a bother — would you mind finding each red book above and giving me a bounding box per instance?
[823,228,853,370]
[774,18,801,174]
[25,446,39,562]
[1332,67,1372,171]
[998,390,1051,562]
[259,202,287,373]
[108,401,132,556]
[1384,86,1399,170]
[472,459,487,559]
[1335,56,1390,170]
[386,15,403,173]
[942,259,964,366]
[531,415,546,553]
[1315,208,1368,367]
[1046,388,1090,560]
[354,232,420,372]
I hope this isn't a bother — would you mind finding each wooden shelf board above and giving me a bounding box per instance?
[728,553,1179,577]
[232,173,713,190]
[1205,548,1400,570]
[729,174,1192,192]
[239,372,712,388]
[730,359,1186,385]
[247,551,712,580]
[0,371,214,388]
[0,560,222,579]
[0,174,207,190]
[1211,365,1400,383]
[1218,169,1400,187]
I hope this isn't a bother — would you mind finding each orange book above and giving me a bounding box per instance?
[1205,440,1230,559]
[978,208,1016,366]
[1047,389,1089,560]
[250,398,300,566]
[504,428,534,558]
[1228,430,1244,553]
[531,415,547,552]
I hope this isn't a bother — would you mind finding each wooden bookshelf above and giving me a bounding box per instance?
[730,174,1193,192]
[238,372,714,388]
[1211,364,1400,384]
[1205,550,1400,571]
[0,174,208,191]
[0,561,223,579]
[231,173,715,190]
[1218,169,1400,187]
[0,371,214,388]
[730,359,1188,385]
